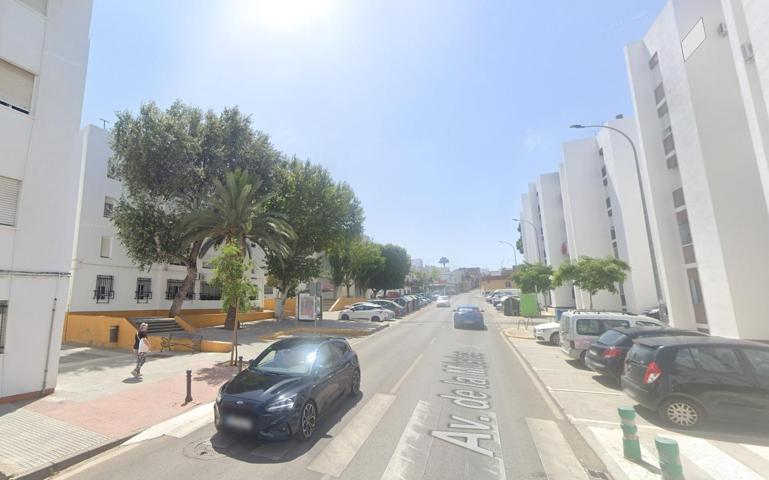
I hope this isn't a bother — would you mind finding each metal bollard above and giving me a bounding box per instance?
[655,436,684,480]
[185,369,193,403]
[238,356,243,372]
[618,406,642,462]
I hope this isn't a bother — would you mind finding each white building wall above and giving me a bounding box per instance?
[626,0,769,339]
[535,173,575,308]
[560,139,622,311]
[0,0,92,399]
[520,184,544,264]
[68,125,268,314]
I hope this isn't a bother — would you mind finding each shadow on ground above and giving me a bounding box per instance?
[634,405,769,445]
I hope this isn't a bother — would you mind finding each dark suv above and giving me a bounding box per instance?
[586,327,707,380]
[621,336,769,429]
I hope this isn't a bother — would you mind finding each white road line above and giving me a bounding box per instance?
[390,353,423,394]
[429,337,436,345]
[671,434,763,480]
[53,444,142,479]
[498,331,564,420]
[123,402,213,445]
[587,426,659,480]
[568,417,665,432]
[533,367,594,374]
[307,393,396,477]
[380,400,437,480]
[743,443,769,462]
[526,418,588,480]
[547,387,624,396]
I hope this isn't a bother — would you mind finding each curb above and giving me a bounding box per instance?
[4,432,137,480]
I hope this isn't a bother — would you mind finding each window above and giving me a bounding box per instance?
[94,275,114,303]
[677,210,692,244]
[657,102,669,118]
[607,209,613,217]
[691,347,742,374]
[0,59,34,114]
[100,236,112,258]
[672,187,686,208]
[199,282,222,301]
[681,18,706,61]
[166,279,193,300]
[663,133,676,155]
[612,242,619,259]
[687,268,704,305]
[316,344,341,369]
[610,227,616,240]
[135,278,152,303]
[576,319,629,335]
[598,148,604,157]
[103,197,116,217]
[505,281,511,288]
[0,301,7,354]
[675,348,697,370]
[666,155,678,169]
[264,285,274,295]
[636,321,660,327]
[682,244,696,264]
[605,197,611,208]
[648,52,659,69]
[742,349,769,376]
[602,178,608,186]
[0,176,21,227]
[18,0,47,14]
[654,83,666,104]
[601,165,607,177]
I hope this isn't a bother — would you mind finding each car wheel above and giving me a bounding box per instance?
[579,350,587,366]
[340,314,350,320]
[297,400,318,441]
[371,316,380,322]
[349,368,361,397]
[659,397,704,429]
[550,332,560,346]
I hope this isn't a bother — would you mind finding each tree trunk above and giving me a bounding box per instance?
[224,305,237,330]
[168,239,202,317]
[589,293,594,310]
[345,283,351,298]
[275,288,286,320]
[230,303,239,365]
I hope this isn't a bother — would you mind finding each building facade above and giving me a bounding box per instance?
[67,125,269,315]
[626,0,769,339]
[519,183,545,265]
[0,0,92,401]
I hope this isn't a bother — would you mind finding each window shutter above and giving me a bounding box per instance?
[0,59,34,112]
[0,301,8,354]
[0,176,21,227]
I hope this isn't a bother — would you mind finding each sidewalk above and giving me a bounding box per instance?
[497,316,769,479]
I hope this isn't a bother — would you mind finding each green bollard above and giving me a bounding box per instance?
[618,406,642,462]
[656,436,684,480]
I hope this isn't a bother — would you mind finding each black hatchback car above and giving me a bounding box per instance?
[621,336,769,429]
[215,337,360,440]
[586,327,707,379]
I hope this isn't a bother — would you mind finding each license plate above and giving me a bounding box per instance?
[224,415,252,430]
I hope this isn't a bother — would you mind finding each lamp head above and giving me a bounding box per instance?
[570,124,585,129]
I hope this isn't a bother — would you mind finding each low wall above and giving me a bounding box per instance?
[180,310,274,329]
[329,297,369,311]
[263,297,297,314]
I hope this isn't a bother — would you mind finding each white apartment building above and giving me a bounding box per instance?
[626,0,769,339]
[0,0,92,401]
[519,183,545,264]
[534,173,574,308]
[68,125,270,314]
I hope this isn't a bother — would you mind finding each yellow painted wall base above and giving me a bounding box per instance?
[180,310,274,329]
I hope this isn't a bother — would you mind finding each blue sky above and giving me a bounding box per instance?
[82,0,666,270]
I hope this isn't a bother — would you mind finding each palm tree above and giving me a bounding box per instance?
[439,256,450,269]
[182,169,296,329]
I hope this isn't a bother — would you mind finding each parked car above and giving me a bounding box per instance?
[585,327,707,379]
[453,305,484,329]
[215,336,360,440]
[337,303,393,322]
[534,321,561,345]
[488,289,518,305]
[621,336,769,429]
[436,295,450,307]
[368,299,406,317]
[560,311,663,364]
[392,296,412,313]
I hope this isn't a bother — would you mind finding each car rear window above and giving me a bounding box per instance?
[674,348,697,370]
[576,318,629,335]
[627,344,657,365]
[597,329,627,346]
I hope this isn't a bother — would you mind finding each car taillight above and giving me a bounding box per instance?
[643,361,662,384]
[603,347,621,358]
[569,340,575,349]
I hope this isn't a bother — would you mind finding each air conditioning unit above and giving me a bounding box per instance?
[717,23,728,37]
[742,42,755,63]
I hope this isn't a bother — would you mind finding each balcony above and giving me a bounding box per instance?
[93,289,115,304]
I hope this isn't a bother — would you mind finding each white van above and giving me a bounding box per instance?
[559,311,662,363]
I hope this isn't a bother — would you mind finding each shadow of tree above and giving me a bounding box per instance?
[194,363,239,386]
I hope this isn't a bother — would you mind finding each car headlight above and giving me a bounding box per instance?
[266,395,297,412]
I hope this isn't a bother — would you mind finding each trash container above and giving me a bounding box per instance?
[109,325,119,343]
[503,296,520,316]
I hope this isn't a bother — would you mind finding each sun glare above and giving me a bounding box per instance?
[242,0,333,33]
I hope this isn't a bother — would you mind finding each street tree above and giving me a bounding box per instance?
[350,241,384,296]
[264,159,364,318]
[516,225,524,254]
[439,256,450,269]
[210,241,258,365]
[511,262,553,295]
[553,256,630,309]
[371,244,411,298]
[181,169,295,329]
[109,101,279,316]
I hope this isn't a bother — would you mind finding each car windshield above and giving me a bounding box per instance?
[250,343,319,376]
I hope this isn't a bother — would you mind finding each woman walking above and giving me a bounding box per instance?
[132,322,150,378]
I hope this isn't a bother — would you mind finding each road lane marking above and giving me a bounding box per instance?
[587,426,659,480]
[526,418,589,480]
[380,400,438,480]
[307,393,396,477]
[498,331,564,420]
[670,434,763,480]
[390,353,423,394]
[546,387,624,396]
[123,402,213,445]
[743,443,769,462]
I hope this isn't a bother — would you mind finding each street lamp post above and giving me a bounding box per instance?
[513,217,542,264]
[498,240,518,266]
[570,123,666,322]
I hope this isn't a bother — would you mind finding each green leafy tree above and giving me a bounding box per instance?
[109,101,279,316]
[265,159,364,318]
[512,262,553,295]
[371,244,411,297]
[181,169,295,329]
[553,256,630,309]
[516,225,524,254]
[350,241,384,296]
[210,241,258,365]
[327,243,352,297]
[439,256,450,269]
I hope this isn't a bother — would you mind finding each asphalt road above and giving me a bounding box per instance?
[55,292,607,480]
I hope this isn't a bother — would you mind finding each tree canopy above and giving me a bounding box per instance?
[371,244,411,296]
[511,262,553,294]
[553,256,630,309]
[350,241,385,296]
